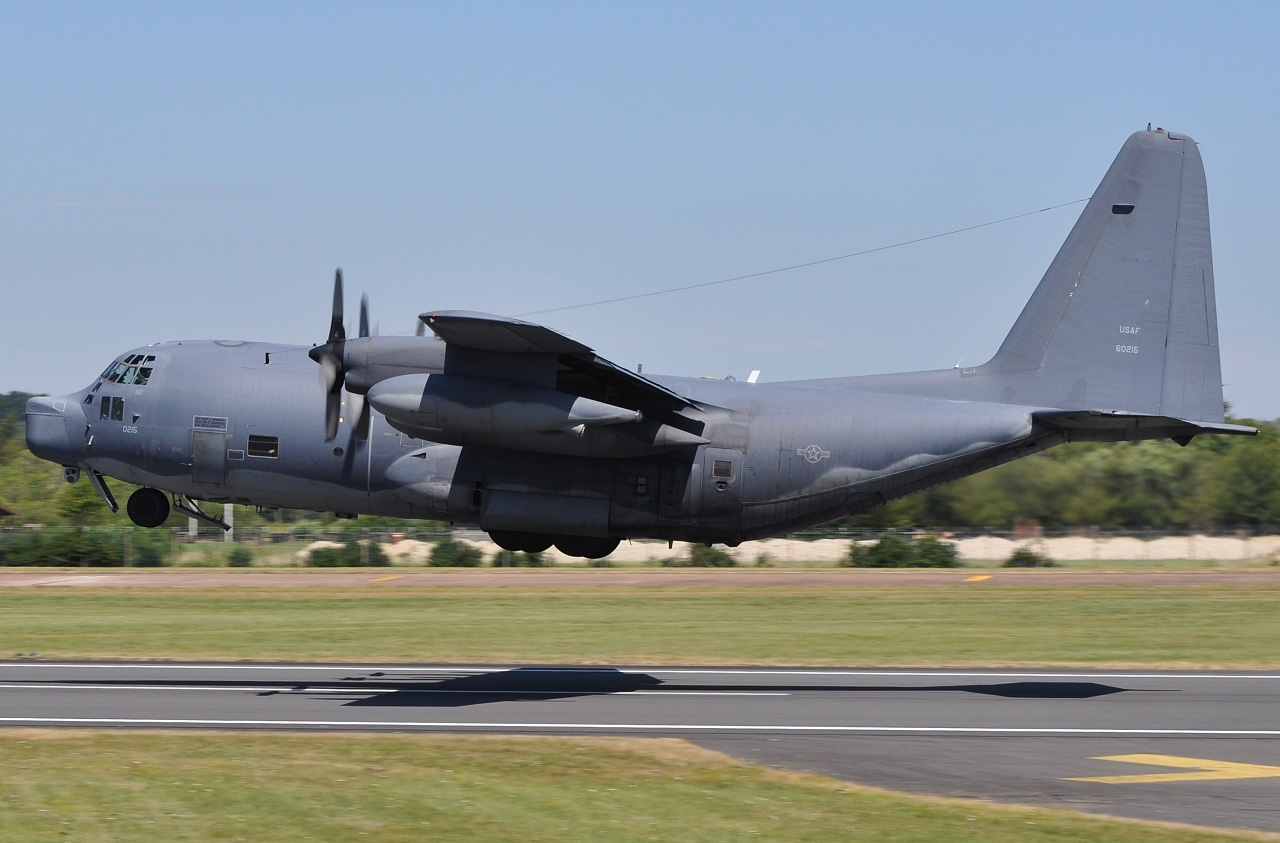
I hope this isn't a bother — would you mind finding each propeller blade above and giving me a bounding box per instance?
[324,390,341,441]
[318,355,341,393]
[415,318,426,337]
[312,268,374,442]
[348,391,369,439]
[328,268,346,344]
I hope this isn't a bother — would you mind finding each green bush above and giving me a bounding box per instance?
[1004,546,1056,567]
[10,528,126,567]
[843,532,914,568]
[689,544,737,567]
[366,541,390,567]
[0,530,41,566]
[518,550,549,567]
[131,530,170,567]
[428,539,483,567]
[913,533,960,568]
[843,532,960,568]
[489,549,551,568]
[307,544,350,567]
[3,529,193,567]
[307,538,389,567]
[227,544,254,567]
[661,544,737,567]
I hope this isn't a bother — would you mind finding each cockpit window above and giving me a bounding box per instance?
[100,355,157,386]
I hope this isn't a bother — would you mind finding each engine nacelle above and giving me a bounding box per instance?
[341,336,447,394]
[368,373,708,458]
[368,373,641,437]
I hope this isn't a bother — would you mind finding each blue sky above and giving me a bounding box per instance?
[3,2,1279,417]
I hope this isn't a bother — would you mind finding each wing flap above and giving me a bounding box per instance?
[421,310,592,355]
[421,310,697,410]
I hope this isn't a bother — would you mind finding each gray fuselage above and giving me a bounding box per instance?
[28,337,1045,544]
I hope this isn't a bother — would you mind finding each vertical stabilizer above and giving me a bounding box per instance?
[982,129,1223,422]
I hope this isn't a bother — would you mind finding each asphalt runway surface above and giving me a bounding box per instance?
[2,662,1279,833]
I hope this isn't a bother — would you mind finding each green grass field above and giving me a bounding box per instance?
[0,731,1266,843]
[3,584,1279,666]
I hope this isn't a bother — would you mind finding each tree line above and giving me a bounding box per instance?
[3,391,1278,532]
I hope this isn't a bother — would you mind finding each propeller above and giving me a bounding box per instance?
[309,269,371,442]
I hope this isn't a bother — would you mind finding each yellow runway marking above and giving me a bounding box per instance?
[1068,754,1280,784]
[963,575,991,582]
[368,575,402,583]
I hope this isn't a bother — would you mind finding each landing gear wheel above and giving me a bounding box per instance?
[553,536,620,559]
[489,531,554,553]
[126,488,170,528]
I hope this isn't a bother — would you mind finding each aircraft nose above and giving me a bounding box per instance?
[25,395,84,466]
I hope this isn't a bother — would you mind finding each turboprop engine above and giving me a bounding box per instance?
[367,372,707,457]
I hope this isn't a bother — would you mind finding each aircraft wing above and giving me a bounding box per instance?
[420,310,698,411]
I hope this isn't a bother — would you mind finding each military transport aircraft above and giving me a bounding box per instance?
[25,128,1255,558]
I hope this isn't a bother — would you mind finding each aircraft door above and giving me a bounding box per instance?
[191,431,227,485]
[699,447,742,529]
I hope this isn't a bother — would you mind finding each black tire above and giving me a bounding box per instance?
[554,536,619,559]
[126,488,170,528]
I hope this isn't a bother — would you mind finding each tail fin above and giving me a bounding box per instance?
[981,128,1224,422]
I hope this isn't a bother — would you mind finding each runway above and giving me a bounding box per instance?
[2,662,1279,832]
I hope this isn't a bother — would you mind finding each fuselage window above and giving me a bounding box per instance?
[247,435,280,458]
[712,459,734,479]
[101,396,124,421]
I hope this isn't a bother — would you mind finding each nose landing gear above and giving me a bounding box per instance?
[126,487,171,528]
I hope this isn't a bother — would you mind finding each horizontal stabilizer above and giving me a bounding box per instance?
[1033,409,1256,445]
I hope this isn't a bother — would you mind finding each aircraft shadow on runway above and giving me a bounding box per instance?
[338,668,664,707]
[326,671,1133,707]
[13,670,1134,708]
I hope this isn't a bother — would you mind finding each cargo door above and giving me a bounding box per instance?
[191,430,227,486]
[699,447,742,530]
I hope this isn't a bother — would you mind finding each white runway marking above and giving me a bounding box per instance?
[25,576,110,586]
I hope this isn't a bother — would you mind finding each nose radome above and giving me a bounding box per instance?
[25,395,83,466]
